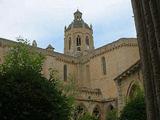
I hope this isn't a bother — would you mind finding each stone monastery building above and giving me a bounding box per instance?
[0,10,143,120]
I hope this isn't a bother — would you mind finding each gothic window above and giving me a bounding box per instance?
[69,37,71,50]
[85,36,89,47]
[108,104,114,111]
[64,64,67,81]
[101,57,106,75]
[76,16,81,21]
[92,106,101,120]
[76,35,81,46]
[128,84,140,100]
[74,105,87,120]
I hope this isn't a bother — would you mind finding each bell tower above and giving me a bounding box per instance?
[64,10,94,56]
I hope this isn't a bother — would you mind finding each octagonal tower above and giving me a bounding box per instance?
[64,10,94,56]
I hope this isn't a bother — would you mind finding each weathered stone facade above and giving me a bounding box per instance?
[0,10,143,120]
[114,60,143,113]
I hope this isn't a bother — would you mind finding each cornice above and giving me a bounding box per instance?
[78,87,102,96]
[76,98,116,103]
[90,38,138,59]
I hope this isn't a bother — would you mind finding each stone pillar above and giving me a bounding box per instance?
[116,81,123,114]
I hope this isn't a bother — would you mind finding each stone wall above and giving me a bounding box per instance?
[79,38,140,100]
[114,61,143,113]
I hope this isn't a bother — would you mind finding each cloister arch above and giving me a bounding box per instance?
[107,104,114,111]
[92,105,101,120]
[73,103,88,120]
[126,81,140,100]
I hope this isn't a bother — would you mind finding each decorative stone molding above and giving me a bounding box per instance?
[76,97,116,103]
[78,87,102,96]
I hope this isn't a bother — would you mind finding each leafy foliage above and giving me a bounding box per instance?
[0,40,72,120]
[119,90,146,120]
[106,109,118,120]
[49,68,78,119]
[78,113,97,120]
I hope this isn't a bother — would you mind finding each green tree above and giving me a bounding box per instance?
[49,69,78,106]
[0,40,72,120]
[78,113,97,120]
[119,90,146,120]
[106,109,118,120]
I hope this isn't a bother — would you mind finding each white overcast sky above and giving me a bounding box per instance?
[0,0,136,53]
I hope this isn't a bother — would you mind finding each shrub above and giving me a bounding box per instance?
[106,109,118,120]
[78,113,97,120]
[119,90,146,120]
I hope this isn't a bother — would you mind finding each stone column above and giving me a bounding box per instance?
[115,80,123,115]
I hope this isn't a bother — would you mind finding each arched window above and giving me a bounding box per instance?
[64,64,67,81]
[74,104,87,120]
[85,36,89,47]
[128,84,140,100]
[69,37,71,50]
[107,104,114,111]
[101,57,106,75]
[92,105,101,120]
[76,35,81,46]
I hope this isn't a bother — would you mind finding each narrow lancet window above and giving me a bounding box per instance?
[101,57,106,75]
[86,36,89,49]
[76,35,81,46]
[64,64,67,81]
[86,36,89,45]
[69,37,71,50]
